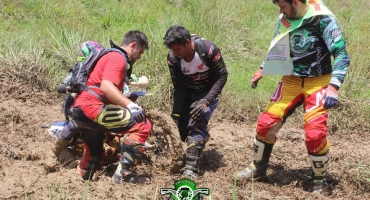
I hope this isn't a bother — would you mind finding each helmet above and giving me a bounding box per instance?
[78,41,104,62]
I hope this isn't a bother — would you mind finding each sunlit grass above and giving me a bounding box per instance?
[2,0,368,132]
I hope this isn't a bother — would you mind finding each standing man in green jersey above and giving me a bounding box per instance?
[237,0,350,194]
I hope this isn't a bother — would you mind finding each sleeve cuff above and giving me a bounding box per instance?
[329,83,339,90]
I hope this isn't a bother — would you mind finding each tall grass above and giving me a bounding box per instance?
[48,179,69,200]
[1,0,369,133]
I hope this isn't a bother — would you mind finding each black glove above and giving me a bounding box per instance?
[323,85,339,110]
[133,111,146,124]
[189,99,209,121]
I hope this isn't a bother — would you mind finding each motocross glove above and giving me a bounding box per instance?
[323,85,339,110]
[189,99,209,121]
[251,69,263,89]
[127,102,146,123]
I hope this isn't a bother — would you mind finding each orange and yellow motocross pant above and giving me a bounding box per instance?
[256,74,331,154]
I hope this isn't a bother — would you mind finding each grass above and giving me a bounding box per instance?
[347,155,370,192]
[233,171,238,200]
[49,182,68,200]
[46,175,91,200]
[2,0,367,133]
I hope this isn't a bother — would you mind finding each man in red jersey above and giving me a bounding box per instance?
[72,30,151,184]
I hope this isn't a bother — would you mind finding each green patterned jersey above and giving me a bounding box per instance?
[289,14,350,88]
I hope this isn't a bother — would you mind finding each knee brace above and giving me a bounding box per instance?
[256,112,282,143]
[305,123,329,154]
[60,120,80,141]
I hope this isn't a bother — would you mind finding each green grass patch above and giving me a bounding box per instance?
[0,0,369,133]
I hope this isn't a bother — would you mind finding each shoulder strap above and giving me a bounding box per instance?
[193,38,212,67]
[168,51,181,68]
[109,40,132,81]
[84,48,128,103]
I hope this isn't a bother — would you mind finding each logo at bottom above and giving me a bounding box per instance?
[160,178,210,200]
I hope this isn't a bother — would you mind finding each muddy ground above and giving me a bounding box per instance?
[1,74,370,199]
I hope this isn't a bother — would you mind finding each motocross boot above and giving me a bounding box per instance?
[51,138,70,158]
[43,138,70,172]
[237,137,274,181]
[183,135,206,179]
[113,137,145,184]
[309,151,330,194]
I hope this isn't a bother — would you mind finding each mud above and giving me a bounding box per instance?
[1,72,370,199]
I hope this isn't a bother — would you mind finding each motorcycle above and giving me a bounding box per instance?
[44,84,184,175]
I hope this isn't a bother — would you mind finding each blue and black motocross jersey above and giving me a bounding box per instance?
[167,39,228,115]
[289,14,350,88]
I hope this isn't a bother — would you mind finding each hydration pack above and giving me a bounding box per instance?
[69,45,128,101]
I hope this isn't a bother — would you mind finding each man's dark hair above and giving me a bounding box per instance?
[121,30,149,49]
[163,25,191,48]
[272,0,306,4]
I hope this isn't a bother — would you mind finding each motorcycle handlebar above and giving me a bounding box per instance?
[57,85,71,94]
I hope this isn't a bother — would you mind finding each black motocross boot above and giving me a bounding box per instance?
[183,135,206,179]
[237,137,274,181]
[112,138,145,184]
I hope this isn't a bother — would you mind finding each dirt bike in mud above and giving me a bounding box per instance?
[45,88,184,176]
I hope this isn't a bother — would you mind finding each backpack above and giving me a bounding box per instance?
[69,45,128,101]
[169,34,212,67]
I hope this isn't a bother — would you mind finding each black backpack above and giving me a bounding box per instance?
[191,34,213,67]
[69,45,128,101]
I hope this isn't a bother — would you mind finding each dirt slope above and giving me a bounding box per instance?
[1,75,370,199]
